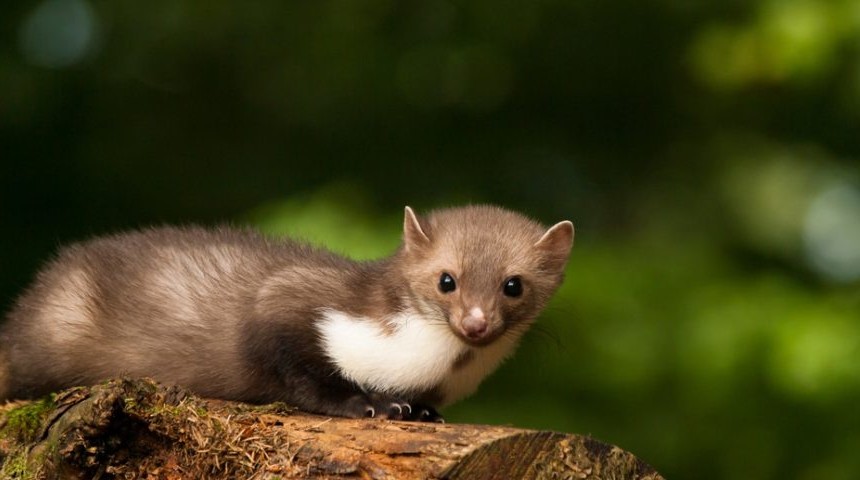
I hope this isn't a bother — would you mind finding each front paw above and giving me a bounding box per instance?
[409,404,444,423]
[351,393,443,422]
[404,404,445,423]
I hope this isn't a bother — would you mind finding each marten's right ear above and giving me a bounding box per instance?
[403,206,431,251]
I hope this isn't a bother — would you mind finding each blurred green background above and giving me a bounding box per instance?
[3,0,860,478]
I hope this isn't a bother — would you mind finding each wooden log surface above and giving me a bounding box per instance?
[0,378,664,479]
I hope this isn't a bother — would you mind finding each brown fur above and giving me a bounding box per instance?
[0,350,8,400]
[397,205,572,345]
[0,205,573,420]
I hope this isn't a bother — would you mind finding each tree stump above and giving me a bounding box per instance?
[0,378,664,479]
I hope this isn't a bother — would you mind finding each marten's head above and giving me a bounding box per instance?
[398,205,573,347]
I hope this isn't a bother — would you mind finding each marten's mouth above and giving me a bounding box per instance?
[450,323,503,347]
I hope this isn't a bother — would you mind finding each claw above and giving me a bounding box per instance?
[364,406,376,418]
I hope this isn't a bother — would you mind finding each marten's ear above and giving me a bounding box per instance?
[534,221,574,269]
[403,206,431,251]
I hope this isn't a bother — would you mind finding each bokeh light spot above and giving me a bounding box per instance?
[803,182,860,282]
[18,0,99,69]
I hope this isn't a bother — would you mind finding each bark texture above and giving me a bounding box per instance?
[0,378,664,479]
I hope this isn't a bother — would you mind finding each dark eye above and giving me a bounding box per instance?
[439,272,457,293]
[503,276,523,297]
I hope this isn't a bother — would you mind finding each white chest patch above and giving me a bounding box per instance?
[316,309,522,405]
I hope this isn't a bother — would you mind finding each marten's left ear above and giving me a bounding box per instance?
[403,206,431,251]
[534,221,574,267]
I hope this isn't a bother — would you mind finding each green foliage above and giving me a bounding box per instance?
[248,183,401,259]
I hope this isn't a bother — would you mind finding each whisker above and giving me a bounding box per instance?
[528,324,565,350]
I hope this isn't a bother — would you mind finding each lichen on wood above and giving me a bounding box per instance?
[0,378,664,479]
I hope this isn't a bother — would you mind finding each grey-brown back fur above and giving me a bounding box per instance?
[0,226,400,402]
